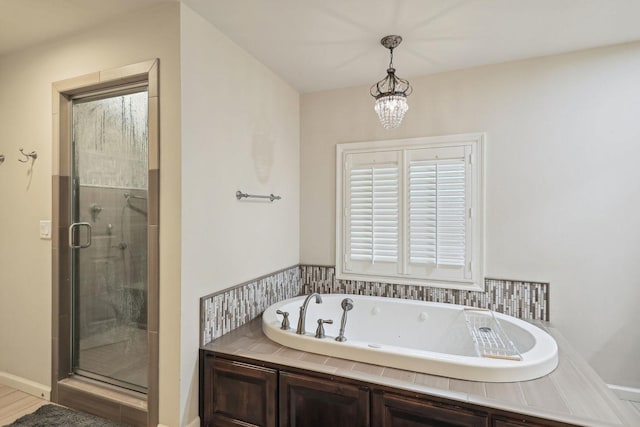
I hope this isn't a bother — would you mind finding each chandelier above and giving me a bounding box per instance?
[370,35,412,130]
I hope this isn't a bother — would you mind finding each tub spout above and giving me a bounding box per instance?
[296,293,322,334]
[335,298,354,342]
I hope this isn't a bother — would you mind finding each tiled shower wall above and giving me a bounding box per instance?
[78,185,148,336]
[200,265,549,346]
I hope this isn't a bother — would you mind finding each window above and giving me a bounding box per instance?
[336,134,484,290]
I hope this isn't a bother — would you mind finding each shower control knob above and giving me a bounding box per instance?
[315,318,333,339]
[276,310,290,330]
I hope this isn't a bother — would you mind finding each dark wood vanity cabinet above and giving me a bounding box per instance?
[280,371,370,427]
[372,391,488,427]
[202,354,277,427]
[201,352,577,427]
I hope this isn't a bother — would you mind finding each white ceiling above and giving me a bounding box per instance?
[4,0,640,93]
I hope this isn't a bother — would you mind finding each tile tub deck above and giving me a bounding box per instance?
[202,317,638,427]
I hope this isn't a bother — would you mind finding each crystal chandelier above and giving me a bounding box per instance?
[370,35,412,129]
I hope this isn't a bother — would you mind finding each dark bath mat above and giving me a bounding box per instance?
[4,404,128,427]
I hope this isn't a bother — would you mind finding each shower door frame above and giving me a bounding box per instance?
[51,59,159,426]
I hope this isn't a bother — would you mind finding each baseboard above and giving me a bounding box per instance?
[608,384,640,402]
[0,371,51,400]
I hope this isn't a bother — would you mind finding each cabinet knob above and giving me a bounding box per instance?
[315,318,333,339]
[276,310,290,330]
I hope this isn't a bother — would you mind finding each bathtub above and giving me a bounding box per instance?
[262,294,558,382]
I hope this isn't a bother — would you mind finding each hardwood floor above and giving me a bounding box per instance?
[0,385,49,425]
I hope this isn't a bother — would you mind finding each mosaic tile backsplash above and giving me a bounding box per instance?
[201,265,302,345]
[301,265,549,322]
[200,265,549,346]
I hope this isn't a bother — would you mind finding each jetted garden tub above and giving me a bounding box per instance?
[262,294,558,382]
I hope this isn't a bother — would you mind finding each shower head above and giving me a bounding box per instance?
[123,192,148,216]
[341,298,354,311]
[124,192,147,201]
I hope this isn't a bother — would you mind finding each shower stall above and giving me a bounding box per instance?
[69,90,149,392]
[52,60,159,426]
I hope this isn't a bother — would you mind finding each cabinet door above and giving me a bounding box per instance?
[203,355,277,427]
[494,420,532,427]
[279,371,370,427]
[493,415,577,427]
[372,391,488,427]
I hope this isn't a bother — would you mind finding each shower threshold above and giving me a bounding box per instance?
[74,369,148,395]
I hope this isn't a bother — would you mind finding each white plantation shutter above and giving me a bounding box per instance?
[344,151,401,276]
[349,166,399,263]
[409,159,466,266]
[337,134,483,289]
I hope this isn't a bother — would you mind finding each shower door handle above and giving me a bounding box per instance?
[69,222,92,249]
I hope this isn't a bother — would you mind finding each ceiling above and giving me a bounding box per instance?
[3,0,640,93]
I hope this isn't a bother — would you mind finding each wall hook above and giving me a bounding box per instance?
[0,154,5,165]
[18,148,38,163]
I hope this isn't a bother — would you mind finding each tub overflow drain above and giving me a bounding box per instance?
[478,327,492,333]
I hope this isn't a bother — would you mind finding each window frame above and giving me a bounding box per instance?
[335,133,485,291]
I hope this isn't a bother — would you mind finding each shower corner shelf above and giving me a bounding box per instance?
[463,308,522,361]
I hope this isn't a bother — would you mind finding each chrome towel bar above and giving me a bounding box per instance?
[236,190,282,202]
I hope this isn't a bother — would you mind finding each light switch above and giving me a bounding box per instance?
[40,220,51,240]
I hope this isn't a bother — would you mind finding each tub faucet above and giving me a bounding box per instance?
[296,293,322,334]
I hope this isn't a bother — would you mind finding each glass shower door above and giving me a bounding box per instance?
[70,88,149,393]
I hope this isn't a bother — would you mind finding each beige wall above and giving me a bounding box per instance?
[2,4,638,426]
[0,4,299,425]
[301,42,640,388]
[0,4,183,426]
[179,4,300,425]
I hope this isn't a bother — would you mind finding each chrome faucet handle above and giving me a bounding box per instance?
[315,318,333,339]
[276,310,290,330]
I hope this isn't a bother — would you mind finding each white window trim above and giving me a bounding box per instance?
[336,133,485,291]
